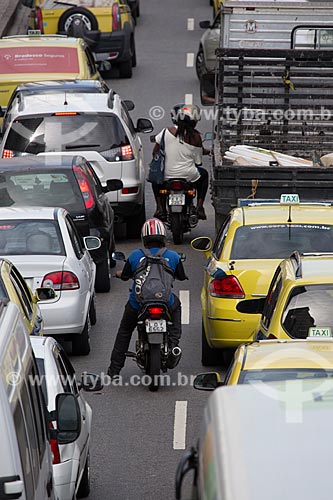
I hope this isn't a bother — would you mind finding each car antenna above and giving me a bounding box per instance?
[287,205,292,223]
[64,92,68,106]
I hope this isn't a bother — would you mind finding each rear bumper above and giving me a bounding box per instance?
[39,293,88,335]
[93,26,132,63]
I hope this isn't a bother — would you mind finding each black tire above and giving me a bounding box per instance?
[72,317,90,356]
[201,322,222,366]
[196,47,206,80]
[136,2,140,17]
[58,7,98,32]
[131,38,137,68]
[77,453,90,498]
[89,294,97,326]
[132,11,137,25]
[126,203,145,238]
[147,344,161,392]
[210,0,213,5]
[170,213,183,245]
[118,58,133,78]
[95,256,110,293]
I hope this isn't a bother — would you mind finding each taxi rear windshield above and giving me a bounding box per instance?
[282,284,333,339]
[231,224,333,259]
[239,368,333,384]
[0,47,79,74]
[4,114,130,154]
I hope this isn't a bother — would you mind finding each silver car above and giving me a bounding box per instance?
[196,14,220,79]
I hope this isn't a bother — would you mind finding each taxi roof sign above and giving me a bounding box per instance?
[27,30,41,36]
[280,194,299,204]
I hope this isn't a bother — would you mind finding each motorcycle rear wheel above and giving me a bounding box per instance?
[170,213,184,245]
[147,344,161,392]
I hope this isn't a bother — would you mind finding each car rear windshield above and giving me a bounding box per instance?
[231,224,333,259]
[0,47,79,74]
[0,219,65,256]
[4,114,130,154]
[282,284,333,339]
[239,368,333,384]
[0,170,85,212]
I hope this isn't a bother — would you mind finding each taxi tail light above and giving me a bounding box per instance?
[209,275,245,298]
[170,180,185,190]
[49,422,60,465]
[2,149,14,159]
[268,333,277,339]
[148,306,164,319]
[112,3,121,30]
[42,271,80,290]
[73,166,95,209]
[122,186,138,194]
[100,145,133,161]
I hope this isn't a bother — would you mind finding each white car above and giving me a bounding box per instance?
[31,335,103,500]
[0,206,100,355]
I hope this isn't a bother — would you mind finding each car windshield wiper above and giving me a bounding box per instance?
[65,144,100,149]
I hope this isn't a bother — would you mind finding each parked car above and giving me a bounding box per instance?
[0,206,100,354]
[0,155,121,292]
[0,90,153,238]
[0,33,101,115]
[191,197,333,366]
[31,335,103,500]
[21,0,136,78]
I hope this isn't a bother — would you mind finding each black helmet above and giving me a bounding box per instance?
[172,104,201,128]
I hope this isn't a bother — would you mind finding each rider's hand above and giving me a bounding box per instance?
[115,270,122,279]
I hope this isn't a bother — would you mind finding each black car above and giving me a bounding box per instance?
[0,155,122,293]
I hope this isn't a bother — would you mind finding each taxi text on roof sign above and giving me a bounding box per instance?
[308,327,332,337]
[280,194,300,204]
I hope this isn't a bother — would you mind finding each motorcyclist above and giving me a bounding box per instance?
[151,104,209,220]
[107,218,187,378]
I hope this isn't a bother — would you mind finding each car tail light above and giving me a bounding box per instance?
[209,275,245,298]
[148,306,164,319]
[73,166,95,209]
[2,149,14,159]
[100,145,134,161]
[112,3,121,30]
[122,186,138,194]
[170,180,185,190]
[49,422,60,465]
[42,271,80,290]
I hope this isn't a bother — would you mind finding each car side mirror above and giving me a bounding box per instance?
[200,72,216,106]
[123,99,135,111]
[83,236,101,251]
[191,236,212,252]
[55,393,81,444]
[34,287,56,301]
[199,20,211,29]
[79,372,104,392]
[136,118,154,133]
[236,298,266,315]
[193,372,222,391]
[104,179,123,192]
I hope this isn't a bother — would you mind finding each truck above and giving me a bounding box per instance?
[199,2,333,231]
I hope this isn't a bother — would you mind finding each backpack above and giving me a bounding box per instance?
[134,248,175,305]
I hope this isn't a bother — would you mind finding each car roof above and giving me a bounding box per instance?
[0,35,83,48]
[238,204,333,225]
[0,155,80,171]
[242,339,333,370]
[0,206,63,220]
[284,255,333,281]
[30,335,56,358]
[15,80,107,92]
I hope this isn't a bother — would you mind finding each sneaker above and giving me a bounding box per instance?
[107,366,120,379]
[197,206,207,220]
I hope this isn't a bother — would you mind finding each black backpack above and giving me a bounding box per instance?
[134,248,175,304]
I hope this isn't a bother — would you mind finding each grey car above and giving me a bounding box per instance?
[196,14,220,79]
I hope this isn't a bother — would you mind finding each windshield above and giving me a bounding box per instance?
[4,114,129,154]
[239,368,333,384]
[230,224,333,259]
[282,284,333,339]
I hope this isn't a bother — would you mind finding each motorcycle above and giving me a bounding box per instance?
[158,178,198,244]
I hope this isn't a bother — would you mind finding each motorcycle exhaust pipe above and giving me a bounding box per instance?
[172,346,182,357]
[167,346,182,369]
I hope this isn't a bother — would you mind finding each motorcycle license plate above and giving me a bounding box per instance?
[169,193,185,205]
[145,319,167,333]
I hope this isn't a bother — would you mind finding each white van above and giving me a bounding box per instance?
[0,299,82,500]
[176,381,333,500]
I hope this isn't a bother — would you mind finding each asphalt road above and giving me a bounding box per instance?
[9,2,223,499]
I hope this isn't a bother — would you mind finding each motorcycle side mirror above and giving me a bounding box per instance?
[112,251,126,262]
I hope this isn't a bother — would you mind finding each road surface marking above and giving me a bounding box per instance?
[185,93,193,105]
[173,401,188,449]
[186,53,194,67]
[179,290,190,324]
[187,18,195,31]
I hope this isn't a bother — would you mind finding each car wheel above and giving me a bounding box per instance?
[136,1,140,17]
[77,453,90,498]
[131,11,137,25]
[72,317,91,356]
[95,255,111,293]
[201,321,222,366]
[126,203,145,238]
[196,47,206,80]
[118,58,133,78]
[131,38,137,68]
[89,294,97,326]
[58,7,98,32]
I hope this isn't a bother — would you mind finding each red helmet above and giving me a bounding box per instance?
[141,218,166,245]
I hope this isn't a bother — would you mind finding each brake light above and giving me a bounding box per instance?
[2,149,14,159]
[42,271,80,290]
[209,275,245,298]
[121,145,134,160]
[49,422,60,465]
[170,180,185,190]
[100,145,133,161]
[112,3,121,30]
[122,186,138,194]
[73,166,95,209]
[148,306,164,319]
[53,112,79,116]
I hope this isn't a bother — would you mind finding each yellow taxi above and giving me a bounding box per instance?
[238,252,333,342]
[191,196,333,366]
[0,33,100,113]
[0,258,55,335]
[213,0,223,16]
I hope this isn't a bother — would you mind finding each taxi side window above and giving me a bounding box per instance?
[261,269,283,331]
[10,266,33,320]
[212,215,231,260]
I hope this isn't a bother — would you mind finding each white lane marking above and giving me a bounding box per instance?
[179,290,190,324]
[186,53,194,68]
[185,93,193,105]
[187,18,195,31]
[173,401,188,450]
